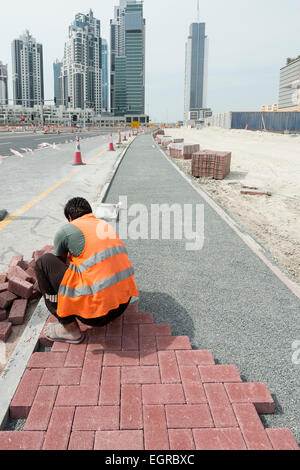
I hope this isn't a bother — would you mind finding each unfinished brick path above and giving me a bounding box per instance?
[0,304,299,450]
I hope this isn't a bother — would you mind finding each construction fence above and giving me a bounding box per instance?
[205,111,300,132]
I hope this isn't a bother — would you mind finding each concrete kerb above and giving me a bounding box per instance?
[153,135,300,300]
[0,136,136,430]
[94,136,137,205]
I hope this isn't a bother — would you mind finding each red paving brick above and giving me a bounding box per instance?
[225,382,275,414]
[156,336,192,351]
[266,428,300,450]
[40,368,82,386]
[94,430,144,450]
[24,386,58,431]
[166,404,214,429]
[73,406,119,431]
[121,366,160,384]
[3,305,299,451]
[10,369,44,419]
[68,431,95,450]
[168,429,195,450]
[199,365,242,383]
[120,385,143,430]
[144,405,169,450]
[55,385,99,407]
[99,367,120,405]
[43,407,75,450]
[193,428,247,450]
[0,431,45,450]
[122,324,139,350]
[142,384,185,405]
[158,350,181,383]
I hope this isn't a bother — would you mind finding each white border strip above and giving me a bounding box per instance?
[0,138,136,430]
[154,137,300,300]
[0,303,49,429]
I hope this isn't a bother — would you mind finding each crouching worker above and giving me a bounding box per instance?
[35,197,139,344]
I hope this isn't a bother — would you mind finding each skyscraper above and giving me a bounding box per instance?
[0,62,8,105]
[110,0,145,116]
[53,59,63,107]
[60,10,102,114]
[102,39,109,111]
[184,13,209,122]
[12,30,44,107]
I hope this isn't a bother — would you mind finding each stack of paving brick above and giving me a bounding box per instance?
[153,129,165,140]
[1,304,299,450]
[161,137,174,148]
[169,143,200,160]
[0,246,53,343]
[192,150,232,180]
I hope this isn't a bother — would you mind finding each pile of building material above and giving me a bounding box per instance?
[0,245,53,343]
[240,188,272,197]
[192,150,232,180]
[153,129,165,139]
[161,136,174,148]
[169,143,200,160]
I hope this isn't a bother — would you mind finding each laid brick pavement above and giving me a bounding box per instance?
[0,304,299,450]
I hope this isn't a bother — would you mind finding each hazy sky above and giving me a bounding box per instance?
[1,0,299,122]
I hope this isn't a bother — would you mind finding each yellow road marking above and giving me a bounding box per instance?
[0,149,106,231]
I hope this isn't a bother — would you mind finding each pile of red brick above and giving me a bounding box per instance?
[0,245,53,343]
[192,150,232,180]
[169,143,200,160]
[153,129,165,139]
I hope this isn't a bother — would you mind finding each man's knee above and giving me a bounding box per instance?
[36,253,57,271]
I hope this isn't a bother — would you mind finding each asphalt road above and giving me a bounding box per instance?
[0,129,116,157]
[106,134,300,444]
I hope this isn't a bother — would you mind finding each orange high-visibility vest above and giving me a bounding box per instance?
[57,213,139,319]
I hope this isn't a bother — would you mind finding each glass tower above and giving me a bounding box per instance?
[101,39,109,111]
[0,62,8,105]
[110,0,145,116]
[184,22,208,121]
[53,59,63,107]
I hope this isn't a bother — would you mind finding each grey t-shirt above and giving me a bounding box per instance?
[54,224,86,258]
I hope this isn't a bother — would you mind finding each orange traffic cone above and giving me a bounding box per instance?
[109,141,115,151]
[245,124,249,130]
[123,135,127,141]
[73,137,85,165]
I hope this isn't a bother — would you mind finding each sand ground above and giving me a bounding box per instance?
[165,127,300,283]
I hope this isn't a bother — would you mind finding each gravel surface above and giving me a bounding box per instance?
[105,133,300,444]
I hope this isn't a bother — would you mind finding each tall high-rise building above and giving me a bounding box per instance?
[102,39,109,111]
[278,57,300,111]
[12,30,44,107]
[0,62,8,105]
[53,59,63,107]
[110,0,145,116]
[184,11,209,122]
[59,10,102,114]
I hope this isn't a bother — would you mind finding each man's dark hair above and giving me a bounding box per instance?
[64,197,92,221]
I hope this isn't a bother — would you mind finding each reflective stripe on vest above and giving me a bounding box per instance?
[68,245,128,274]
[58,266,135,298]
